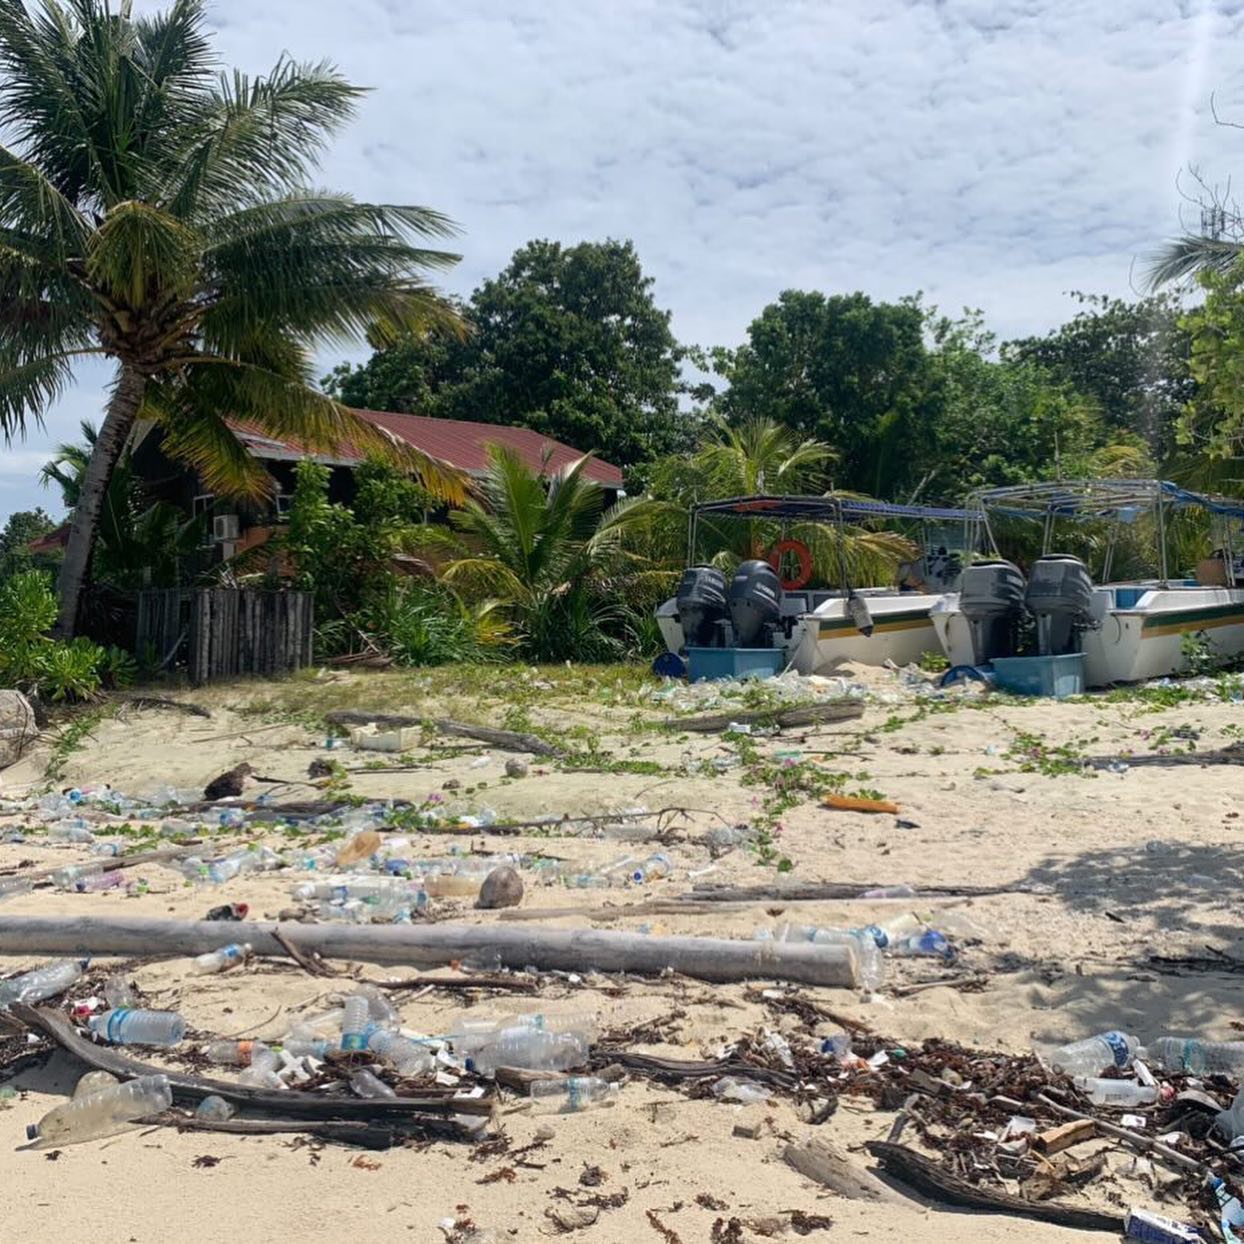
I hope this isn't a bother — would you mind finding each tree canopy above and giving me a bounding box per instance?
[327,238,690,469]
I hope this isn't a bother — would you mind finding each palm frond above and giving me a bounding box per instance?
[1146,235,1243,289]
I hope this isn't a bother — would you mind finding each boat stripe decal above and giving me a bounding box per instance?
[817,613,933,637]
[1140,608,1244,638]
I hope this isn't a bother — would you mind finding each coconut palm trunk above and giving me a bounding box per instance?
[53,368,146,637]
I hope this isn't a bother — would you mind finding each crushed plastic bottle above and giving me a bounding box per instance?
[0,877,33,903]
[191,943,252,975]
[530,1076,618,1113]
[88,1008,185,1047]
[238,1043,284,1089]
[196,1095,236,1122]
[889,929,957,964]
[103,975,137,1009]
[1047,1031,1138,1078]
[26,1074,172,1148]
[1140,1037,1244,1076]
[711,1076,771,1105]
[75,870,124,893]
[465,1025,589,1076]
[73,1070,119,1099]
[0,957,89,1009]
[367,1029,434,1076]
[1073,1077,1157,1108]
[1217,1087,1244,1142]
[350,1069,397,1099]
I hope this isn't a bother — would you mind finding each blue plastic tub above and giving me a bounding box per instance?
[686,646,786,683]
[991,653,1085,698]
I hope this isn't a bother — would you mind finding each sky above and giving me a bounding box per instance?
[4,0,1244,523]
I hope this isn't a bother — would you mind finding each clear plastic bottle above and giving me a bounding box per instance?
[340,995,372,1051]
[889,930,958,963]
[0,877,33,902]
[630,853,672,883]
[51,864,104,891]
[1073,1077,1157,1108]
[1139,1037,1244,1076]
[1047,1031,1138,1077]
[367,1029,434,1075]
[196,1095,236,1121]
[88,1008,186,1046]
[530,1076,618,1113]
[0,957,89,1008]
[103,975,137,1009]
[423,874,484,898]
[282,1036,332,1060]
[466,1026,588,1076]
[237,1043,282,1088]
[191,943,252,975]
[350,1069,397,1099]
[47,822,95,844]
[356,984,401,1028]
[26,1074,172,1148]
[205,1039,255,1065]
[75,871,123,893]
[74,1070,119,1098]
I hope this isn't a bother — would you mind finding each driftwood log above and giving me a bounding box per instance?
[0,916,861,988]
[157,1111,401,1148]
[784,1135,903,1203]
[11,1004,492,1125]
[1089,742,1244,769]
[688,881,1023,903]
[323,710,563,758]
[663,700,864,733]
[865,1141,1124,1232]
[2,845,200,883]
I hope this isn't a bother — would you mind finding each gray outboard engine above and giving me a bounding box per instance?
[727,559,783,647]
[1026,555,1095,655]
[675,566,728,649]
[959,560,1026,663]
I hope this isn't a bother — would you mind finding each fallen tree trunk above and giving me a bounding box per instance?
[11,1004,491,1123]
[0,917,860,988]
[664,700,864,733]
[323,710,563,758]
[865,1141,1124,1232]
[6,845,200,884]
[688,881,1022,903]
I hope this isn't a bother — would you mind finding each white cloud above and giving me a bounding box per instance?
[5,0,1244,520]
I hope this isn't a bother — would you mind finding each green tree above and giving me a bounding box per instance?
[0,0,465,638]
[1179,262,1244,471]
[711,290,938,498]
[0,507,58,580]
[327,239,690,468]
[1001,293,1192,455]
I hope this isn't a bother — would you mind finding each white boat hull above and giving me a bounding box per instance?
[932,585,1244,687]
[657,592,945,674]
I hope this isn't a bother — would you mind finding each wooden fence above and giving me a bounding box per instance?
[136,589,314,684]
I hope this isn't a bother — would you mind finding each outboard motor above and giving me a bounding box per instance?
[727,559,783,647]
[959,559,1026,663]
[1025,555,1095,655]
[674,566,728,649]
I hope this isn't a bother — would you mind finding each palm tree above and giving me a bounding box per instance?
[1147,235,1243,288]
[0,0,466,636]
[441,445,652,660]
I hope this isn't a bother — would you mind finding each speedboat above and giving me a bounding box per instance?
[655,495,979,674]
[930,480,1244,686]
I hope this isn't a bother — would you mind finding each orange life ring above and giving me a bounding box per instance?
[768,539,813,590]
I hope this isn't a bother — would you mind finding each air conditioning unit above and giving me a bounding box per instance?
[212,514,239,543]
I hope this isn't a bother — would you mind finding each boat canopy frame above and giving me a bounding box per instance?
[965,479,1244,588]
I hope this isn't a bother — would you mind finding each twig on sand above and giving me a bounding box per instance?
[271,929,338,977]
[323,710,564,758]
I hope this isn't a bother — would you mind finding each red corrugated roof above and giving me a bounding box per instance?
[228,409,624,488]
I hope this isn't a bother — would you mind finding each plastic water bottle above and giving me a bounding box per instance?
[75,871,124,893]
[51,864,104,891]
[283,1037,332,1060]
[89,1008,186,1046]
[1047,1031,1138,1077]
[350,1069,397,1099]
[205,1039,255,1066]
[196,1095,236,1121]
[1139,1037,1244,1076]
[530,1076,618,1113]
[340,995,372,1051]
[103,975,138,1009]
[217,808,246,829]
[889,929,957,963]
[48,821,95,843]
[357,985,401,1028]
[466,1026,588,1076]
[0,877,33,903]
[367,1029,434,1075]
[191,943,251,975]
[0,957,89,1008]
[237,1043,283,1088]
[1073,1077,1157,1108]
[772,925,884,992]
[26,1074,172,1147]
[630,853,672,883]
[74,1070,119,1099]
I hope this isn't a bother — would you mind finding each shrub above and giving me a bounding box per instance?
[0,571,107,702]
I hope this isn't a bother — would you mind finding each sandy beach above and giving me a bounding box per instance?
[1,662,1241,1243]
